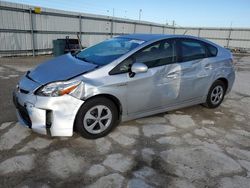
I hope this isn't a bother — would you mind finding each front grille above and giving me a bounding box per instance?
[17,105,32,128]
[46,110,52,128]
[20,88,29,94]
[13,95,32,128]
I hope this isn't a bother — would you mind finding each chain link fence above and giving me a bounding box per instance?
[0,1,250,56]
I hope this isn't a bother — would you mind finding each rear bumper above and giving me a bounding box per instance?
[226,70,235,94]
[13,90,83,137]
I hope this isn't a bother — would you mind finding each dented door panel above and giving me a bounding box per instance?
[178,58,213,101]
[127,64,182,115]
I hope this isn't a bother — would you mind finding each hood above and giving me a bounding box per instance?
[28,53,97,84]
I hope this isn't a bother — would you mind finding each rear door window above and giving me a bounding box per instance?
[179,39,207,62]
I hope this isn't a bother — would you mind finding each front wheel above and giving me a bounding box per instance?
[203,80,226,108]
[75,97,119,139]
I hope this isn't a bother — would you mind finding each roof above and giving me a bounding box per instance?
[118,34,170,41]
[118,34,220,48]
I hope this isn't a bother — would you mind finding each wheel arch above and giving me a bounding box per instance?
[203,77,229,108]
[73,94,122,137]
[78,94,122,121]
[216,77,228,92]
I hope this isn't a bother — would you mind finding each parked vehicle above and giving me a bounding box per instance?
[13,34,235,138]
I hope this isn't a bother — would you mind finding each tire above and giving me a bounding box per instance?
[75,97,119,139]
[203,80,226,108]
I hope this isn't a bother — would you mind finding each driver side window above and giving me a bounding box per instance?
[109,39,176,75]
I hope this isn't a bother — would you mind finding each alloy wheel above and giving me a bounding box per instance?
[83,105,112,134]
[210,85,224,105]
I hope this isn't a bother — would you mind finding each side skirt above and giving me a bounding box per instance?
[121,97,205,122]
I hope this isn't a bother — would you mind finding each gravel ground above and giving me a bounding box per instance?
[0,55,250,188]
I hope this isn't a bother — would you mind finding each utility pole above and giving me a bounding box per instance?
[173,20,176,34]
[106,10,110,18]
[172,20,175,27]
[124,10,127,19]
[227,21,233,48]
[139,9,142,21]
[110,9,114,38]
[29,8,35,57]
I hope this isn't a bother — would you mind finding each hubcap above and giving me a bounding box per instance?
[83,105,112,134]
[211,85,224,105]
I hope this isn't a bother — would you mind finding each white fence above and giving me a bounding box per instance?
[0,1,250,56]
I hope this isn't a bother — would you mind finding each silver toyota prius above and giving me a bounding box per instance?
[13,34,235,138]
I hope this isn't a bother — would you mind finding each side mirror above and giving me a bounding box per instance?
[129,63,148,77]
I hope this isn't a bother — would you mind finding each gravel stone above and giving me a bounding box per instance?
[0,123,30,150]
[136,116,166,124]
[201,120,215,125]
[226,147,250,161]
[0,154,35,174]
[18,137,52,152]
[202,128,217,136]
[95,138,112,154]
[169,178,196,188]
[133,166,156,179]
[160,147,242,180]
[156,136,183,145]
[182,133,192,139]
[167,114,196,129]
[86,164,106,177]
[109,132,136,146]
[142,124,176,137]
[127,178,153,188]
[238,160,250,173]
[103,153,133,173]
[117,125,139,136]
[219,176,250,188]
[0,122,12,130]
[194,129,207,137]
[87,173,124,188]
[225,133,250,147]
[141,148,155,164]
[48,148,85,178]
[231,129,250,137]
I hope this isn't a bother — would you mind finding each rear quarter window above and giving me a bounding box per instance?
[207,44,218,57]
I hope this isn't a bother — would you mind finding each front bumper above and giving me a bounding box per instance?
[13,90,84,137]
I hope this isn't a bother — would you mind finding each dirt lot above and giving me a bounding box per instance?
[0,55,250,188]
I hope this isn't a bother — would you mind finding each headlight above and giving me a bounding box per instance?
[35,80,83,97]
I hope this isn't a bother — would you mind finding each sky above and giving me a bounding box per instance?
[2,0,250,27]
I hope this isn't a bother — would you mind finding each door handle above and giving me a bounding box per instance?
[204,64,212,70]
[167,72,179,79]
[117,83,127,87]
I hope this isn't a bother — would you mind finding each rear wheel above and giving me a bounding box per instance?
[75,97,119,139]
[204,80,226,108]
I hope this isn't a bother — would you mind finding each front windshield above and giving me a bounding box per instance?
[75,38,145,66]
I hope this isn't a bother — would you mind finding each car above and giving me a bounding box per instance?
[13,34,235,139]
